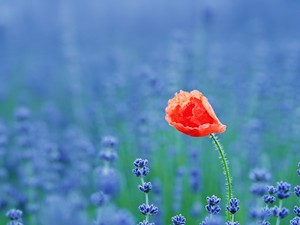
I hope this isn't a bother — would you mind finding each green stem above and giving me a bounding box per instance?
[141,177,149,222]
[276,200,283,225]
[210,133,233,221]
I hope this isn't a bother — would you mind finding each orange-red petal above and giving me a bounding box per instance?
[165,90,226,137]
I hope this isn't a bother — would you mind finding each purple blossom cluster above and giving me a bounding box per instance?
[6,209,23,225]
[0,104,298,225]
[249,162,300,225]
[133,158,158,224]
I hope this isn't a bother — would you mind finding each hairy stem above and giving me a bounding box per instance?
[210,133,233,221]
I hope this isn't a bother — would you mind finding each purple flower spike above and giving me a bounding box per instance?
[171,214,186,225]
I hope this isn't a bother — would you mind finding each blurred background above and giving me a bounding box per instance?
[0,0,300,224]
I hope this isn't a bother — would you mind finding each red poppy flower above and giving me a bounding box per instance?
[165,90,226,137]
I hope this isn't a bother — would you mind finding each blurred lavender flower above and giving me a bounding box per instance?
[101,135,118,148]
[249,168,271,197]
[199,215,224,225]
[6,208,23,225]
[250,207,272,221]
[93,135,122,201]
[0,121,7,188]
[95,167,121,199]
[188,148,202,194]
[249,168,271,182]
[172,167,185,213]
[290,217,300,225]
[90,191,106,207]
[139,221,155,225]
[4,185,28,208]
[152,179,163,225]
[6,209,22,220]
[40,194,88,225]
[190,201,202,218]
[93,205,136,225]
[99,135,118,163]
[294,186,300,197]
[294,206,300,217]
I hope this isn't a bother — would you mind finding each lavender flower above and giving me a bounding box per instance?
[249,168,271,182]
[290,162,300,225]
[190,202,202,218]
[226,198,240,214]
[139,182,152,193]
[139,204,159,215]
[151,179,163,225]
[294,206,300,217]
[6,209,23,220]
[206,195,220,206]
[134,158,149,168]
[15,107,31,122]
[133,159,150,177]
[290,217,300,225]
[249,168,271,197]
[267,185,276,195]
[133,158,158,224]
[272,206,289,218]
[190,167,201,193]
[279,208,289,218]
[99,135,118,163]
[92,204,135,225]
[40,194,89,225]
[172,167,185,212]
[205,195,221,215]
[263,195,276,204]
[199,215,224,225]
[90,191,106,206]
[268,181,291,225]
[99,150,118,162]
[274,181,291,199]
[139,221,155,225]
[95,167,121,198]
[295,186,300,197]
[250,207,272,221]
[6,209,23,225]
[250,183,268,196]
[171,214,186,225]
[101,135,118,148]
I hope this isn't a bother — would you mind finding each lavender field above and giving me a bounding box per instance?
[1,1,300,225]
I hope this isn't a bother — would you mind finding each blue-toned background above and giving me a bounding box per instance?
[0,1,300,224]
